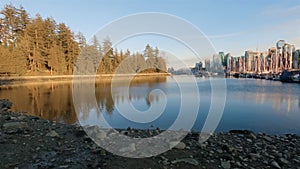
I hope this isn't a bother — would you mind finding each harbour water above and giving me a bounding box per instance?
[0,76,299,134]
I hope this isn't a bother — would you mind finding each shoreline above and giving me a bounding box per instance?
[0,99,300,168]
[0,73,171,80]
[0,73,170,87]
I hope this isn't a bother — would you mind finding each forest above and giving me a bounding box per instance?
[0,4,167,76]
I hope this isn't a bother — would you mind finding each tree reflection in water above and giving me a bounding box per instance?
[0,76,167,124]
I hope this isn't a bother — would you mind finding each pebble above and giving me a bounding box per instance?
[119,143,136,153]
[270,160,281,169]
[3,122,28,129]
[249,153,261,159]
[171,158,199,166]
[263,136,273,142]
[278,157,289,164]
[46,130,60,138]
[169,141,186,150]
[221,161,231,169]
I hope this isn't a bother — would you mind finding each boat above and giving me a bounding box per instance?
[280,70,300,83]
[292,74,299,82]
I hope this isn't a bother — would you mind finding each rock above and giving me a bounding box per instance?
[236,161,242,167]
[278,157,289,164]
[3,122,28,129]
[221,161,231,169]
[217,149,223,153]
[263,136,273,142]
[0,99,12,109]
[293,158,300,163]
[10,117,18,120]
[198,143,207,149]
[270,160,281,169]
[119,143,136,153]
[74,130,86,137]
[17,115,27,120]
[162,160,169,165]
[46,130,60,138]
[171,158,199,166]
[246,138,252,143]
[249,153,261,159]
[169,141,186,150]
[249,133,257,139]
[229,130,253,135]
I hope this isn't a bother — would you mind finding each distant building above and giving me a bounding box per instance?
[245,50,260,72]
[226,53,232,72]
[205,59,211,71]
[191,61,203,75]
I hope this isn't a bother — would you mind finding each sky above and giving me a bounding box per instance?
[1,0,300,68]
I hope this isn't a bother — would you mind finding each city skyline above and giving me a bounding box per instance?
[1,1,300,68]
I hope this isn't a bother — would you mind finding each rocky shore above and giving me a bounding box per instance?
[1,99,300,169]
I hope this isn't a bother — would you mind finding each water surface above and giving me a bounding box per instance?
[1,76,300,134]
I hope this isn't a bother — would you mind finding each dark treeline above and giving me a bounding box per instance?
[0,4,166,75]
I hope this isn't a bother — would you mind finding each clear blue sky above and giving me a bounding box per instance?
[1,0,300,68]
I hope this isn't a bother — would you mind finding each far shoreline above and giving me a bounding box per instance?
[0,73,171,86]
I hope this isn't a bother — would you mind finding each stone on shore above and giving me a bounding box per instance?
[3,122,28,129]
[169,141,186,150]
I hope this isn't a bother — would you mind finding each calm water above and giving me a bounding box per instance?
[1,76,300,134]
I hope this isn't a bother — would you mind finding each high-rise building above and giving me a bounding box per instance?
[204,59,211,71]
[226,53,232,72]
[245,50,260,72]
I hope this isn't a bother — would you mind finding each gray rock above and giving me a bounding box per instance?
[249,153,261,159]
[171,158,199,166]
[162,160,169,165]
[278,157,289,164]
[217,149,223,153]
[169,141,186,150]
[263,136,273,142]
[119,143,136,153]
[3,122,28,129]
[270,160,281,169]
[0,99,12,109]
[10,117,18,120]
[46,130,60,138]
[17,115,27,120]
[293,158,300,163]
[221,161,231,169]
[249,133,257,139]
[236,161,242,167]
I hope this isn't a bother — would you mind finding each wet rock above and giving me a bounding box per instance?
[3,122,28,129]
[171,158,199,166]
[221,161,231,169]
